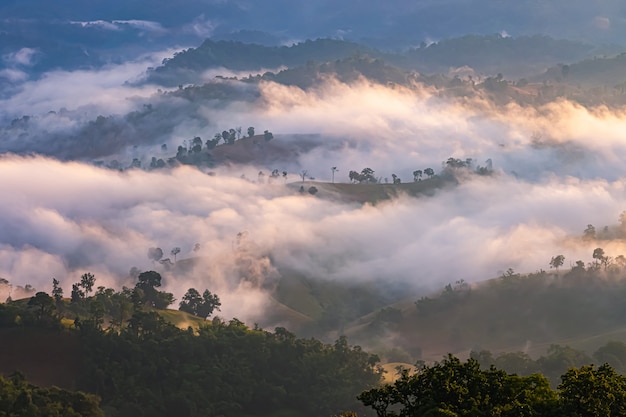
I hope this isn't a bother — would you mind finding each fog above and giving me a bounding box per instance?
[3,57,626,323]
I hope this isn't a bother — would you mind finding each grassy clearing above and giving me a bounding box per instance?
[157,309,208,330]
[289,176,452,204]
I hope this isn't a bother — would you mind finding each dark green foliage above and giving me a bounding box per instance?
[359,355,559,417]
[28,292,55,324]
[51,278,63,303]
[358,356,626,417]
[79,320,381,417]
[179,288,221,319]
[473,345,594,388]
[593,341,626,373]
[80,273,96,297]
[349,167,377,183]
[150,38,377,85]
[134,271,174,309]
[0,372,103,417]
[70,284,84,304]
[559,364,626,417]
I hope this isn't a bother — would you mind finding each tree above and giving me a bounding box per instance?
[71,283,85,303]
[549,255,565,272]
[583,224,596,240]
[359,168,376,183]
[247,126,255,137]
[135,271,174,309]
[147,247,163,262]
[222,130,231,144]
[28,292,55,323]
[424,167,435,178]
[300,170,308,183]
[198,290,221,318]
[559,364,626,417]
[391,174,401,184]
[413,170,422,182]
[171,247,181,263]
[358,354,558,417]
[179,288,202,316]
[308,186,318,195]
[207,133,222,149]
[592,247,612,270]
[179,288,221,319]
[52,278,63,302]
[80,273,96,297]
[264,130,273,141]
[594,341,626,373]
[136,271,162,292]
[331,166,338,183]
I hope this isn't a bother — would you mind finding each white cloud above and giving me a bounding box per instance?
[3,65,626,325]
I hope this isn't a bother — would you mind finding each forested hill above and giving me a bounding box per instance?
[0,272,383,417]
[147,35,599,86]
[147,38,379,86]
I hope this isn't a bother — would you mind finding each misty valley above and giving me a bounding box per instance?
[5,1,626,416]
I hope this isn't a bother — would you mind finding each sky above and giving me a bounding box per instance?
[2,51,626,325]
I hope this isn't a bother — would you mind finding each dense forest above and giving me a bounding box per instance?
[0,272,382,417]
[5,262,626,416]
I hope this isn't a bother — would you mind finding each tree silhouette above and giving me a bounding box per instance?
[52,278,63,302]
[171,247,181,263]
[28,292,55,322]
[147,247,163,262]
[549,255,565,272]
[80,273,96,297]
[179,288,221,319]
[583,224,596,240]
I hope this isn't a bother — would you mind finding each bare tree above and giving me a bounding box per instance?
[300,170,308,183]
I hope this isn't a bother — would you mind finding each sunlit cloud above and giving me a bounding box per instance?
[2,59,626,326]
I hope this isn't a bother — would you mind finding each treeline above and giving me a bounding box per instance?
[147,35,594,87]
[0,274,382,417]
[471,342,626,387]
[0,372,103,417]
[149,38,377,85]
[346,157,492,184]
[100,124,274,172]
[0,269,219,331]
[354,354,626,417]
[79,321,380,417]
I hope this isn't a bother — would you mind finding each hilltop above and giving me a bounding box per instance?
[147,35,599,86]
